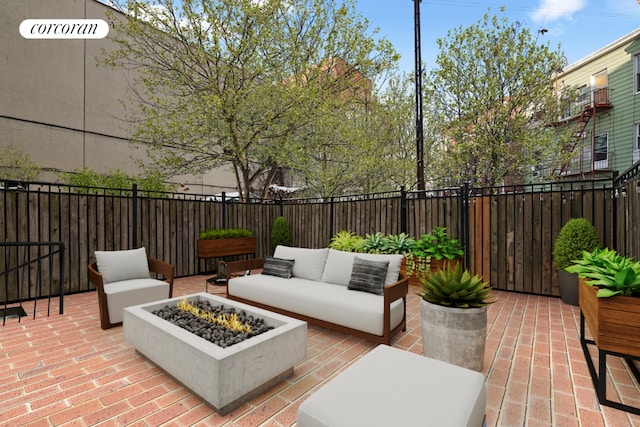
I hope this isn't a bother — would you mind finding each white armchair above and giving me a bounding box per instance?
[88,247,174,330]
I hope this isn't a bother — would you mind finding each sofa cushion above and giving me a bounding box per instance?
[321,249,403,287]
[347,257,389,295]
[262,257,295,279]
[95,247,150,285]
[228,274,404,336]
[273,246,329,281]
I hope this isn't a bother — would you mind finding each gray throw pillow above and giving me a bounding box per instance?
[262,257,295,279]
[347,256,389,295]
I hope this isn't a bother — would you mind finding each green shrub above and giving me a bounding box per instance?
[552,218,601,271]
[381,233,416,255]
[57,167,173,196]
[198,228,254,240]
[412,226,464,260]
[271,216,292,250]
[357,232,387,253]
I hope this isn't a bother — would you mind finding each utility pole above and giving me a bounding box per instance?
[414,0,425,191]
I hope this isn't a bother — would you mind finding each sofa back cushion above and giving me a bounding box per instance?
[321,249,403,287]
[273,246,329,281]
[95,247,150,285]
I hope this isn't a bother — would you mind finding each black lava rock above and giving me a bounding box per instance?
[152,299,274,348]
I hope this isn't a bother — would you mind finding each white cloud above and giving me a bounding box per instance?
[530,0,587,24]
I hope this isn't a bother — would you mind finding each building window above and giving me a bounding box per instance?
[576,85,589,105]
[594,133,608,169]
[634,123,640,162]
[636,54,640,93]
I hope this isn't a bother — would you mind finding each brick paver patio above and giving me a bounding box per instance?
[2,275,640,426]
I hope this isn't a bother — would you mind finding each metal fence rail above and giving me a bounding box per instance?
[1,242,65,324]
[1,169,639,305]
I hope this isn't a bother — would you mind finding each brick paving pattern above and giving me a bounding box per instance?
[2,275,640,426]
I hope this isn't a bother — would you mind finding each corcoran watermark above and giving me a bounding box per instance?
[19,19,109,39]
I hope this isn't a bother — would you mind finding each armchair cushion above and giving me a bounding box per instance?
[104,278,170,324]
[95,247,150,285]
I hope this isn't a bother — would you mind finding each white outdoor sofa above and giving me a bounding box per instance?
[226,246,408,345]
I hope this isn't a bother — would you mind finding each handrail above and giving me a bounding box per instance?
[1,242,65,325]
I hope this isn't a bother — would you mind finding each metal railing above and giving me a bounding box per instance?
[3,172,639,303]
[1,242,65,324]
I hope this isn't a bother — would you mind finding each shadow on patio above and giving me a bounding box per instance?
[2,275,640,426]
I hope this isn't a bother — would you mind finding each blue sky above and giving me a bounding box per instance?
[354,0,640,75]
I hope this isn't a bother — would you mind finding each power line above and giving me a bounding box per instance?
[422,1,639,20]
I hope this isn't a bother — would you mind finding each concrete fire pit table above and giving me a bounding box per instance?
[123,292,307,415]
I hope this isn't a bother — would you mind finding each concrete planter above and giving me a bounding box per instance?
[420,299,487,372]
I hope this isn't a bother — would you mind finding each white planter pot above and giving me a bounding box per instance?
[420,299,487,372]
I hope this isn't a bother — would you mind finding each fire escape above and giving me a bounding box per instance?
[551,88,613,178]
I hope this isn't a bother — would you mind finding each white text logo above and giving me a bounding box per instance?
[20,19,109,39]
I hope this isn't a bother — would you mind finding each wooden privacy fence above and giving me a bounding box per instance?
[468,182,614,296]
[0,175,634,306]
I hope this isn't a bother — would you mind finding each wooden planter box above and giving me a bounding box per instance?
[197,237,257,259]
[579,278,640,357]
[430,257,463,274]
[406,257,463,287]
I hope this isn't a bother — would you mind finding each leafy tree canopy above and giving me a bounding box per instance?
[427,7,574,188]
[57,167,173,196]
[0,145,42,183]
[103,0,400,200]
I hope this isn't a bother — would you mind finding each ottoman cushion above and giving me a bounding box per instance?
[297,345,486,427]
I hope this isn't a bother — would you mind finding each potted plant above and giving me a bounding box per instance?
[416,262,494,371]
[328,230,363,252]
[406,227,464,285]
[552,217,601,305]
[196,227,256,259]
[271,216,292,253]
[567,247,640,357]
[381,233,416,278]
[404,252,430,286]
[381,233,416,255]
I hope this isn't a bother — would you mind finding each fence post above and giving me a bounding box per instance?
[400,186,407,234]
[132,183,138,249]
[221,191,227,228]
[329,196,335,240]
[612,171,618,253]
[460,183,470,270]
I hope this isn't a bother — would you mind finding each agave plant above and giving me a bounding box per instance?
[566,247,640,297]
[328,230,363,252]
[416,262,494,308]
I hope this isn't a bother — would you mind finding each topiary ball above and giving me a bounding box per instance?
[552,218,602,271]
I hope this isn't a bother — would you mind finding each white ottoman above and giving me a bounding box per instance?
[297,345,486,427]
